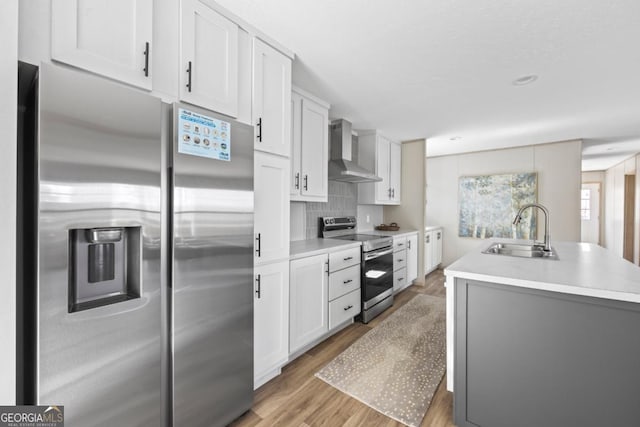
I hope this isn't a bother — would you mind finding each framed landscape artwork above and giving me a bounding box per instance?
[458,172,537,239]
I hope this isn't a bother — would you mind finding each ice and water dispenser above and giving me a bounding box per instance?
[69,227,141,312]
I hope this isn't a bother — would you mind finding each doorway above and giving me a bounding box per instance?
[581,183,600,245]
[623,174,635,262]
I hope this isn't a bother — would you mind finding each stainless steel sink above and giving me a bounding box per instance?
[482,242,558,259]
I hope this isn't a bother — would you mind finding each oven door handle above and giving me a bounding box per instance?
[364,247,394,261]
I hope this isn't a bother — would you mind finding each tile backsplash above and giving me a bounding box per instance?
[289,181,384,240]
[305,181,358,238]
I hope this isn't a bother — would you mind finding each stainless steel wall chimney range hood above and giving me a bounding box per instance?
[328,119,382,183]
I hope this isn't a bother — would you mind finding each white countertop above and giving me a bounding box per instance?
[425,225,442,232]
[358,228,419,238]
[445,239,640,303]
[290,238,362,260]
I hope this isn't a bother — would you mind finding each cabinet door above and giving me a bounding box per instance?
[253,39,292,157]
[254,152,290,264]
[374,136,391,202]
[290,254,328,353]
[290,92,302,196]
[52,0,153,89]
[299,98,329,200]
[425,231,434,273]
[393,267,407,292]
[434,229,443,266]
[389,141,402,204]
[407,233,419,283]
[180,0,239,117]
[254,261,289,385]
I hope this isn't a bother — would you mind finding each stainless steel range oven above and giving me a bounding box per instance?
[319,216,394,323]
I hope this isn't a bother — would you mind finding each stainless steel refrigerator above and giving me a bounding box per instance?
[17,62,254,426]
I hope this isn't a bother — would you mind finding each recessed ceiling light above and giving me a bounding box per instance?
[512,75,538,86]
[449,136,462,141]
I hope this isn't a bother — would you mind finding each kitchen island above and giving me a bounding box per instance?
[445,239,640,427]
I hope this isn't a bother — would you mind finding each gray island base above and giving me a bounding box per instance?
[446,240,640,427]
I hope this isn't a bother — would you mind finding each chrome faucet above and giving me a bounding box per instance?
[513,203,551,252]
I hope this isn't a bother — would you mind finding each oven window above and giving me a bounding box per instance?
[362,251,393,302]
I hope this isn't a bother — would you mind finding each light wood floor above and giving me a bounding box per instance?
[231,269,454,427]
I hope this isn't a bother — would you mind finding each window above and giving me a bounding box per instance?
[581,189,591,220]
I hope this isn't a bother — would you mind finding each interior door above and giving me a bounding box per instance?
[581,183,600,245]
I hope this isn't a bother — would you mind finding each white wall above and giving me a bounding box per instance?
[1,0,18,405]
[426,140,582,266]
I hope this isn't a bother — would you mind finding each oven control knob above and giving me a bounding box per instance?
[330,218,335,224]
[325,219,330,224]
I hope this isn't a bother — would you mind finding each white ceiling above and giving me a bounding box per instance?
[216,0,640,171]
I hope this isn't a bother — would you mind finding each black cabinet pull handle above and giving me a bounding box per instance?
[388,188,392,198]
[257,117,262,142]
[398,277,404,281]
[397,243,404,247]
[325,261,329,274]
[399,259,404,262]
[303,175,308,191]
[143,42,150,77]
[343,256,353,261]
[295,172,300,189]
[255,274,261,298]
[343,279,353,284]
[392,188,395,198]
[343,305,353,311]
[255,233,261,257]
[408,240,411,249]
[186,61,192,92]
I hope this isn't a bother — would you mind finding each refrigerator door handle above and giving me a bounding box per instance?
[255,274,261,299]
[255,233,261,257]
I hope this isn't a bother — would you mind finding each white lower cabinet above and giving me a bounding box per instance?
[254,261,289,388]
[289,254,328,354]
[392,232,419,291]
[329,289,360,330]
[392,236,408,292]
[289,245,361,356]
[406,232,419,283]
[425,227,443,274]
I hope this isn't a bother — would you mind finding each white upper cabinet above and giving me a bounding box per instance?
[290,87,329,202]
[180,0,239,117]
[357,131,402,205]
[253,39,292,157]
[254,151,290,264]
[51,0,153,90]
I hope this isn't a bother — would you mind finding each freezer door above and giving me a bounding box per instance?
[36,63,162,426]
[172,104,254,426]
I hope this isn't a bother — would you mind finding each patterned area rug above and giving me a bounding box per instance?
[315,294,446,427]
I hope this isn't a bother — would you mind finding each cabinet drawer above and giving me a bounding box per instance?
[393,267,407,292]
[393,236,407,252]
[329,264,361,301]
[329,246,361,272]
[393,249,407,271]
[329,289,361,330]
